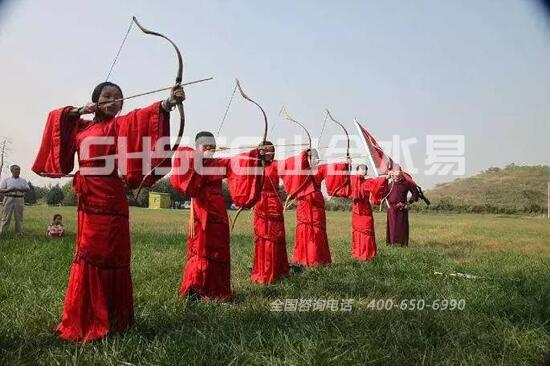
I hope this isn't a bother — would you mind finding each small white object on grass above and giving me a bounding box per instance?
[433,271,480,279]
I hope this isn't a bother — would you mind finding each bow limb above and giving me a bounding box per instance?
[325,109,350,158]
[132,16,185,197]
[132,16,183,83]
[379,178,395,211]
[235,79,268,144]
[279,106,314,211]
[228,79,270,231]
[324,109,351,198]
[230,207,245,232]
[280,105,312,149]
[379,160,395,210]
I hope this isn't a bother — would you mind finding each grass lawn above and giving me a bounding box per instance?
[0,206,549,365]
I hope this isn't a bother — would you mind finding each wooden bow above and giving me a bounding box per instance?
[131,16,186,198]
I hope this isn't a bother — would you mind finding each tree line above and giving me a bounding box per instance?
[6,178,290,210]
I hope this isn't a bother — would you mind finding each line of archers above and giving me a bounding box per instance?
[83,16,378,203]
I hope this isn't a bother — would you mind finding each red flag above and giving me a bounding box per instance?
[354,119,399,174]
[354,119,415,183]
[355,120,430,206]
[354,119,430,205]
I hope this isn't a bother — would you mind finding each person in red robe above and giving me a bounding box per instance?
[318,159,387,261]
[251,141,289,284]
[281,149,349,267]
[347,165,388,260]
[280,149,330,266]
[171,132,263,300]
[32,81,184,343]
[385,169,419,246]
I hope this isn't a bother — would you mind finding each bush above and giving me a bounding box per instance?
[325,197,352,211]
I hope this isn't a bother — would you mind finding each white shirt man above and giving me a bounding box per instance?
[0,165,30,235]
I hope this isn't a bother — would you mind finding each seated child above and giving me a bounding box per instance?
[47,214,64,238]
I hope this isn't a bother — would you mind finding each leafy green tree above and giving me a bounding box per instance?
[133,187,150,207]
[46,184,64,206]
[33,185,48,202]
[24,182,37,204]
[62,180,76,206]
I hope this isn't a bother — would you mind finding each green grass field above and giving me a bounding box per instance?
[0,207,549,365]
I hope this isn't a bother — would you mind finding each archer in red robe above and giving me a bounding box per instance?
[385,170,419,246]
[171,132,263,300]
[251,142,289,284]
[32,82,184,342]
[281,150,349,267]
[320,161,387,261]
[346,165,387,260]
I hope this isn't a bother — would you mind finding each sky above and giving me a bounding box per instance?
[0,0,548,188]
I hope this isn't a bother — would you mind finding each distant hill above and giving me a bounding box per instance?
[424,164,549,214]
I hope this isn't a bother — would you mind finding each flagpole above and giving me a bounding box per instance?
[354,119,379,176]
[355,118,388,211]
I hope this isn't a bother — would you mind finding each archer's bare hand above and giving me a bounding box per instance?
[169,85,185,105]
[79,103,97,115]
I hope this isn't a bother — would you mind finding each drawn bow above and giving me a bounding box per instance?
[229,79,272,230]
[325,109,351,197]
[280,106,313,211]
[235,79,268,145]
[130,16,186,198]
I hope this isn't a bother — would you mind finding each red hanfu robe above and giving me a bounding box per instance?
[32,102,170,343]
[322,164,386,260]
[251,161,289,284]
[386,178,419,246]
[171,148,262,300]
[280,153,347,267]
[348,176,387,260]
[322,162,352,198]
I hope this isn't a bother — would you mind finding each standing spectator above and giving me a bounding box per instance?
[385,169,420,246]
[0,165,30,235]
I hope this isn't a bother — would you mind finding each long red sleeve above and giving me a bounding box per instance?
[170,147,203,198]
[32,107,79,177]
[320,162,351,197]
[363,177,388,205]
[279,150,315,199]
[116,102,170,189]
[225,149,263,208]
